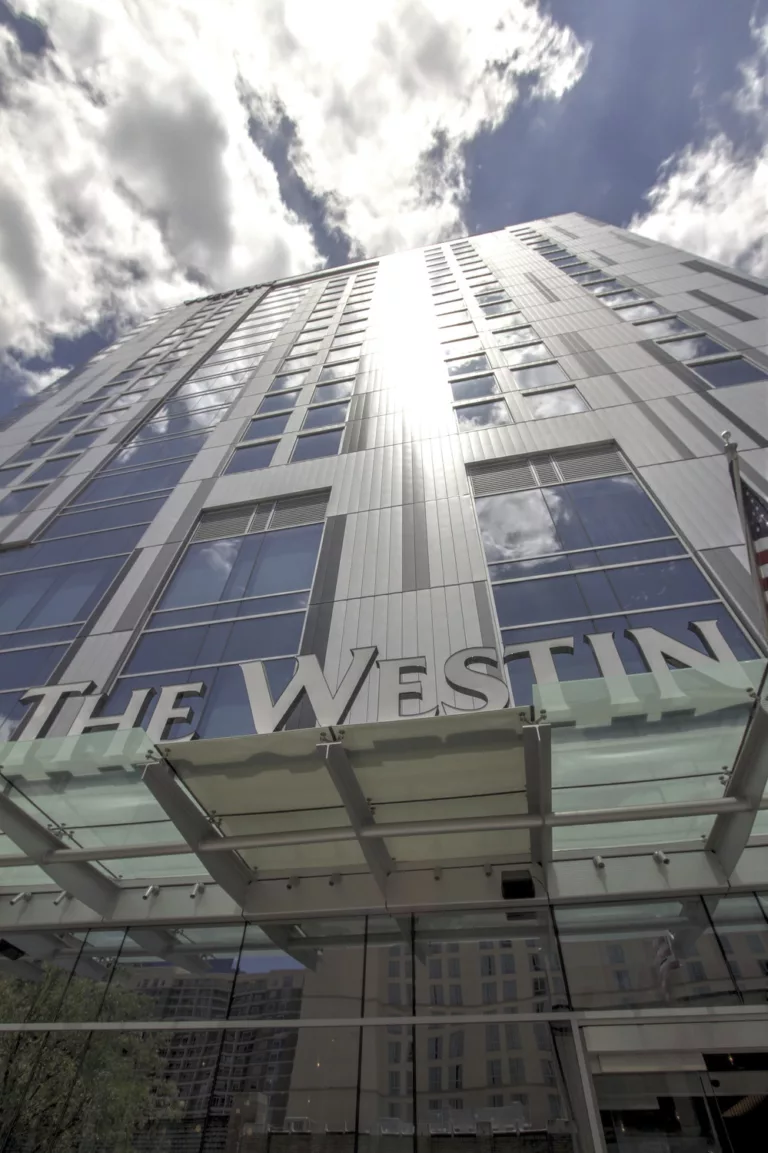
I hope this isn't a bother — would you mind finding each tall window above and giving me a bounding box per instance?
[470,448,755,704]
[107,493,328,739]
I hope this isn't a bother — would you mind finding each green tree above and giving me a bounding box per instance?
[0,965,184,1152]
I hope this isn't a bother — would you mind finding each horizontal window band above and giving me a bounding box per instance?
[490,551,689,585]
[498,598,720,632]
[117,651,299,680]
[143,606,308,633]
[487,537,676,565]
[151,589,312,616]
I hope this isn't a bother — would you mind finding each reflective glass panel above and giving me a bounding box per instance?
[447,353,491,378]
[658,335,730,361]
[243,413,290,440]
[525,388,588,418]
[70,460,189,505]
[511,362,567,390]
[0,486,45,516]
[257,390,300,414]
[633,315,694,338]
[455,400,511,430]
[311,379,355,403]
[495,324,535,345]
[270,371,308,391]
[504,342,550,367]
[612,301,668,321]
[692,357,768,388]
[319,362,358,383]
[302,402,349,430]
[0,465,30,487]
[482,301,518,316]
[225,441,278,474]
[450,374,499,402]
[291,428,343,461]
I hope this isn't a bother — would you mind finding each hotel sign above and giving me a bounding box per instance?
[13,617,755,742]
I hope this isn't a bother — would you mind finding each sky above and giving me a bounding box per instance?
[0,0,766,418]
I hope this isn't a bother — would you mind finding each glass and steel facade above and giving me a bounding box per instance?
[0,214,767,1150]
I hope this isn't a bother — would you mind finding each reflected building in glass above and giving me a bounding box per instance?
[0,215,767,1151]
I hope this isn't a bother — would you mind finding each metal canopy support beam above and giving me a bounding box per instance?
[0,792,117,916]
[143,754,315,970]
[141,755,253,907]
[320,740,394,893]
[319,740,420,959]
[707,695,768,876]
[523,723,552,872]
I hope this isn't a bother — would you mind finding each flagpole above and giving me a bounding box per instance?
[722,429,768,642]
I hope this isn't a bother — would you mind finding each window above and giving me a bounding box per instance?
[502,979,518,1001]
[325,345,362,365]
[302,402,349,430]
[455,400,511,430]
[633,316,693,339]
[450,374,499,402]
[691,357,768,389]
[0,465,31,487]
[447,957,461,979]
[505,342,550,367]
[429,984,444,1006]
[495,324,535,345]
[448,1032,464,1058]
[607,944,625,965]
[243,413,290,440]
[449,1065,463,1091]
[476,290,509,305]
[428,959,442,979]
[480,955,496,977]
[427,1036,442,1060]
[509,363,567,390]
[482,982,497,1004]
[319,362,357,383]
[487,1059,502,1086]
[483,301,518,317]
[612,301,668,321]
[257,391,300,415]
[0,486,47,515]
[270,371,308,391]
[225,442,278,474]
[614,969,631,990]
[443,336,482,359]
[501,954,516,974]
[508,1058,525,1083]
[388,985,401,1006]
[428,1067,442,1092]
[486,1024,500,1051]
[448,985,463,1006]
[658,335,730,361]
[524,388,587,418]
[447,353,491,378]
[505,1023,521,1049]
[388,1070,400,1096]
[291,428,342,461]
[311,379,355,403]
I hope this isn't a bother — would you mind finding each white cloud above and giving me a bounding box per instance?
[0,0,587,397]
[630,18,768,279]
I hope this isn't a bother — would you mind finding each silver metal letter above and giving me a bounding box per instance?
[16,682,94,741]
[584,631,640,708]
[145,683,205,742]
[68,689,155,736]
[625,619,751,704]
[504,637,574,716]
[377,656,437,722]
[442,648,510,714]
[240,647,378,733]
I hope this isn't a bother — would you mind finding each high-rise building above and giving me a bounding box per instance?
[0,214,767,1152]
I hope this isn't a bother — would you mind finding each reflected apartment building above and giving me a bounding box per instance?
[0,214,767,1151]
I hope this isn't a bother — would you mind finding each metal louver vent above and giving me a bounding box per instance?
[191,507,252,543]
[554,444,626,481]
[191,490,329,543]
[270,491,329,529]
[469,445,628,498]
[531,456,560,486]
[469,459,537,497]
[246,505,272,534]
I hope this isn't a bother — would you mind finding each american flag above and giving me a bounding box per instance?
[728,456,768,619]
